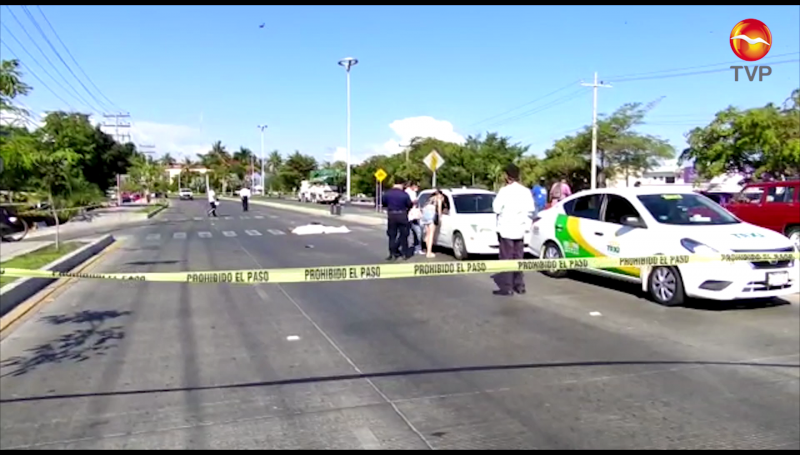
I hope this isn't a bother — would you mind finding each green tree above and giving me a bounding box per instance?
[279,150,317,192]
[0,59,32,119]
[681,88,800,180]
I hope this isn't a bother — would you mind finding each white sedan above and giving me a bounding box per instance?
[530,187,799,306]
[417,188,533,260]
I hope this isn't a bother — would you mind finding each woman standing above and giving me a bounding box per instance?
[420,191,444,258]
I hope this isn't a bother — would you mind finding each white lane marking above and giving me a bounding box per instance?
[193,216,203,221]
[245,230,262,236]
[173,232,187,239]
[254,215,264,219]
[222,231,237,237]
[241,215,250,219]
[286,335,300,341]
[145,233,161,240]
[198,231,213,238]
[223,216,232,220]
[268,215,278,219]
[590,311,602,317]
[267,229,285,236]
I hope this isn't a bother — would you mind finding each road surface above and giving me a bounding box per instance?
[1,199,798,449]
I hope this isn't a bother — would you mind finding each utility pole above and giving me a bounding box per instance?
[102,113,131,143]
[258,125,268,195]
[581,73,612,190]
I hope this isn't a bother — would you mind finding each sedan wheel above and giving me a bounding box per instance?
[648,266,685,307]
[542,241,568,278]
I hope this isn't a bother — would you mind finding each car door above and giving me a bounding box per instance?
[556,193,605,260]
[436,193,455,247]
[594,193,650,281]
[762,184,798,235]
[727,184,765,224]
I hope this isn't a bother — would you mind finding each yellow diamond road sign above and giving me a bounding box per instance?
[374,168,387,182]
[423,150,444,172]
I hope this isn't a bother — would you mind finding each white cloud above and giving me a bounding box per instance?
[0,109,45,130]
[381,116,465,156]
[127,120,209,159]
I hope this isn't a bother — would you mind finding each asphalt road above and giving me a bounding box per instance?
[1,199,798,450]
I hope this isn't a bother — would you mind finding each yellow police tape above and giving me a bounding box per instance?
[1,252,797,285]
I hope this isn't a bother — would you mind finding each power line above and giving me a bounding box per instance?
[468,80,581,128]
[20,5,112,113]
[1,23,95,113]
[609,59,799,83]
[605,51,800,80]
[0,41,77,111]
[3,5,100,114]
[34,5,125,113]
[483,88,589,129]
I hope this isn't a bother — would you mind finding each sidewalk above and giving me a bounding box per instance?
[23,206,153,240]
[0,241,53,262]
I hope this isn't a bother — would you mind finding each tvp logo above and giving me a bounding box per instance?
[729,19,773,82]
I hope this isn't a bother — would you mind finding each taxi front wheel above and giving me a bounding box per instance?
[542,241,568,279]
[648,266,686,307]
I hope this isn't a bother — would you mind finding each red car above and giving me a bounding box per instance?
[724,179,800,248]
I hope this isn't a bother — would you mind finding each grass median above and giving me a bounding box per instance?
[139,201,169,217]
[0,242,82,288]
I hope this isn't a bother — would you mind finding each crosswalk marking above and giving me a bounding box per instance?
[254,215,264,219]
[198,231,212,238]
[241,215,250,219]
[268,215,278,219]
[267,229,285,236]
[193,217,203,221]
[222,231,237,237]
[146,233,161,240]
[173,232,187,239]
[223,216,233,220]
[245,229,262,236]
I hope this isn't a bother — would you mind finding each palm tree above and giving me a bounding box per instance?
[0,59,33,119]
[160,153,176,167]
[266,150,283,192]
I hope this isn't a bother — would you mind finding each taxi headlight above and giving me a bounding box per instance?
[681,238,718,256]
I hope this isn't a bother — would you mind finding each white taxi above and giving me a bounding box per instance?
[530,187,800,306]
[417,188,532,260]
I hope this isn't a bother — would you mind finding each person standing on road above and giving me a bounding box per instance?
[549,178,571,204]
[207,188,218,217]
[405,182,423,255]
[493,164,535,296]
[240,186,251,212]
[382,177,413,261]
[531,177,548,215]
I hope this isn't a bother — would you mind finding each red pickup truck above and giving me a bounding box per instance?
[724,180,800,248]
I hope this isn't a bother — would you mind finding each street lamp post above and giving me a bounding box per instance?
[258,125,267,195]
[338,57,358,203]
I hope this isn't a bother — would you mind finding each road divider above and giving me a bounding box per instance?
[1,252,797,285]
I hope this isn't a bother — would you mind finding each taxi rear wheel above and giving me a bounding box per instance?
[452,232,468,261]
[542,241,568,278]
[648,266,685,307]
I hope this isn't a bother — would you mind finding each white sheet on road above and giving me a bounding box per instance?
[291,224,352,235]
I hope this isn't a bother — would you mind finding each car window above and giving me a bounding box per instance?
[564,194,602,220]
[452,194,495,214]
[637,193,739,225]
[733,186,764,204]
[765,185,796,203]
[603,194,642,225]
[417,193,431,208]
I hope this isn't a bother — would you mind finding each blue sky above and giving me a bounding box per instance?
[2,5,798,164]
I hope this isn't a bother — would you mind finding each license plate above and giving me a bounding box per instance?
[767,272,789,287]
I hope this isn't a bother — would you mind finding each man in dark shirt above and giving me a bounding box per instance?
[381,177,413,261]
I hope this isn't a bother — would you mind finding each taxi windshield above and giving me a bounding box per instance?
[453,194,495,214]
[637,193,740,226]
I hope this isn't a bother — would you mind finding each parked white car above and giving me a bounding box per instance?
[529,187,800,306]
[417,188,532,260]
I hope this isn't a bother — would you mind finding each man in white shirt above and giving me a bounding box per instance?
[239,186,251,212]
[492,163,535,296]
[207,188,218,217]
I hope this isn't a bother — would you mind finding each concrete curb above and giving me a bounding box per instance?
[220,197,385,227]
[146,203,169,219]
[0,234,115,317]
